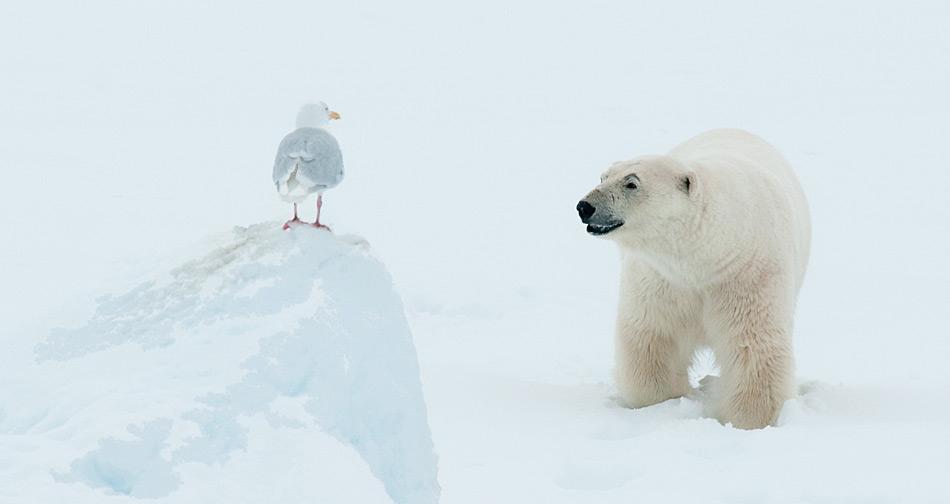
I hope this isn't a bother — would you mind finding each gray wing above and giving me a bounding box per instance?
[273,127,344,195]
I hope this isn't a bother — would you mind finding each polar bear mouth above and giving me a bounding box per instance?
[586,221,623,236]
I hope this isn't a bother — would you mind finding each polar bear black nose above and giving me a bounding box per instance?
[576,200,596,222]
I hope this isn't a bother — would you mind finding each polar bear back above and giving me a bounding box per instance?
[671,129,811,289]
[670,129,799,190]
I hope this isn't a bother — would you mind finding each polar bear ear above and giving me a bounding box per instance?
[681,170,699,196]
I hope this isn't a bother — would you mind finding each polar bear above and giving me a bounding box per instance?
[577,129,810,429]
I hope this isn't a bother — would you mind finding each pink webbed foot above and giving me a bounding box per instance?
[282,218,303,230]
[283,203,303,230]
[312,194,330,231]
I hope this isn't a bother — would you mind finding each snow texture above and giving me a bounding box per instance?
[5,224,440,504]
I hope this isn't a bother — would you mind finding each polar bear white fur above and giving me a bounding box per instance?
[577,129,810,430]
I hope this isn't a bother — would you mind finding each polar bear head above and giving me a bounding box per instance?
[577,155,700,249]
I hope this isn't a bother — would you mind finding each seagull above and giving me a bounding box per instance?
[273,101,344,230]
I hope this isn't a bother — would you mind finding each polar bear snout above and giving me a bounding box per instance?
[576,200,596,222]
[577,199,624,236]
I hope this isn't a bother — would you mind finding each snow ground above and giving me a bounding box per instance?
[2,1,950,503]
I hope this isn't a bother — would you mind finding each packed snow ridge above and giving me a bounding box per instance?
[23,223,441,504]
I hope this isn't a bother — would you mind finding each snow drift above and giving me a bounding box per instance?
[3,223,440,504]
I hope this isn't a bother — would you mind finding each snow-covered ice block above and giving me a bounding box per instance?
[5,223,440,504]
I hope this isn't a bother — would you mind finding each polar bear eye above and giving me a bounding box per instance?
[623,174,640,190]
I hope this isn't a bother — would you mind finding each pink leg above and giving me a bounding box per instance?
[313,194,330,230]
[283,203,302,230]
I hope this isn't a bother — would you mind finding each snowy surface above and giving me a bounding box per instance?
[2,1,950,503]
[2,225,438,503]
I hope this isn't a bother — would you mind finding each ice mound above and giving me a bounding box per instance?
[12,223,440,504]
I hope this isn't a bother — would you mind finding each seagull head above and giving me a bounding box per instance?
[296,101,341,128]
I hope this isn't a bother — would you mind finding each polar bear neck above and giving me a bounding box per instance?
[617,185,757,288]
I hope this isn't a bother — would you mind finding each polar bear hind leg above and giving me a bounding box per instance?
[705,277,797,429]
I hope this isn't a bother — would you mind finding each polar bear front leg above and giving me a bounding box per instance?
[614,326,693,408]
[706,279,797,430]
[613,268,700,409]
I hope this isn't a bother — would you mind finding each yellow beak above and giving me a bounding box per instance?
[330,111,341,120]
